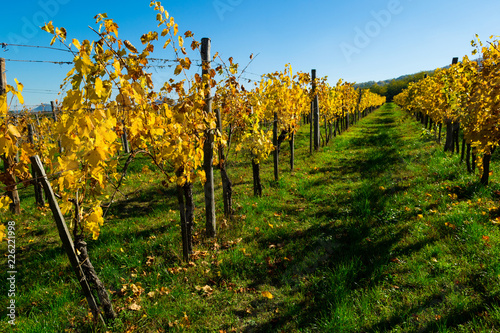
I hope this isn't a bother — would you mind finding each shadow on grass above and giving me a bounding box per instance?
[214,108,443,331]
[225,106,499,332]
[230,106,500,332]
[105,185,178,220]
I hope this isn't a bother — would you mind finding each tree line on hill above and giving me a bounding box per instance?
[356,71,432,102]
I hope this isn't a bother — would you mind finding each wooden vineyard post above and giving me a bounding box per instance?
[438,123,442,144]
[249,107,262,197]
[312,69,320,151]
[51,101,63,153]
[345,103,350,131]
[51,101,57,121]
[1,58,21,215]
[121,123,130,154]
[461,138,466,163]
[176,178,194,262]
[27,124,44,207]
[355,88,362,124]
[201,37,216,238]
[215,109,233,217]
[481,147,496,186]
[309,101,313,154]
[0,58,6,96]
[466,144,473,173]
[444,58,459,153]
[324,116,328,145]
[290,131,295,171]
[29,155,107,326]
[273,112,279,181]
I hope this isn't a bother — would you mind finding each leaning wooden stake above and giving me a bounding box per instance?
[29,155,107,326]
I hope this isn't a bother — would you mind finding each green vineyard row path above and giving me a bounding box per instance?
[3,103,500,332]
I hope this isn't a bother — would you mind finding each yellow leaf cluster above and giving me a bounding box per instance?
[394,35,500,176]
[84,205,104,240]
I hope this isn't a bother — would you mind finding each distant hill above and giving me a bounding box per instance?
[357,58,481,102]
[355,71,433,102]
[32,103,52,112]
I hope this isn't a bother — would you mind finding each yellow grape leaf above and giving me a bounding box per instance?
[0,95,7,115]
[0,196,11,212]
[124,40,138,53]
[7,124,21,138]
[92,170,105,188]
[95,77,103,98]
[261,291,273,299]
[59,170,76,190]
[197,169,206,183]
[87,147,107,168]
[57,156,79,172]
[41,21,54,34]
[85,205,104,240]
[72,38,81,50]
[13,88,24,104]
[0,224,5,240]
[105,20,118,37]
[87,207,104,225]
[174,64,183,75]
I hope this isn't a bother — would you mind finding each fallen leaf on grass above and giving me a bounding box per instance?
[157,287,170,295]
[145,256,155,266]
[128,303,141,311]
[261,291,273,299]
[195,285,213,296]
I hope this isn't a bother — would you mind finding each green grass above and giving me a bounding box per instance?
[2,103,500,332]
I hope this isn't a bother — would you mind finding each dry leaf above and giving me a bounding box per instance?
[129,303,141,311]
[261,291,273,299]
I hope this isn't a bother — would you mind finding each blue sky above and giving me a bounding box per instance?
[2,0,500,107]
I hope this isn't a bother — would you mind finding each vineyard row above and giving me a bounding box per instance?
[0,1,385,325]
